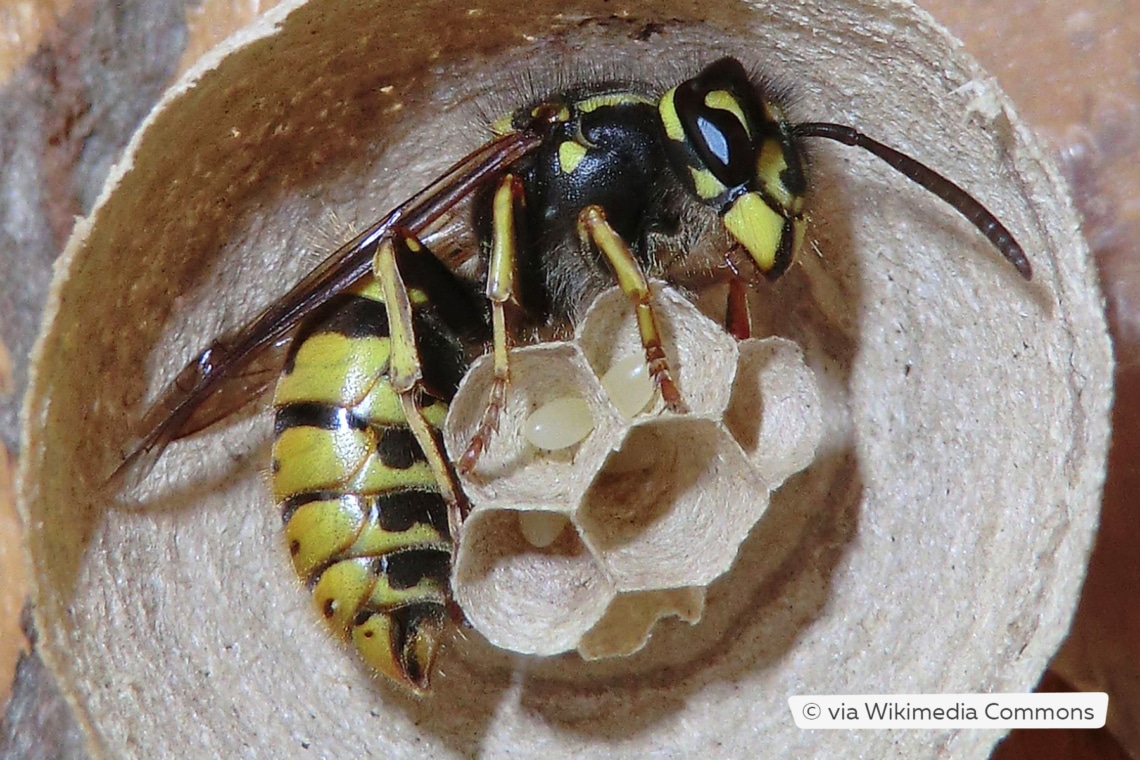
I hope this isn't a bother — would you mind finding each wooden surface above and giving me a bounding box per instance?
[0,0,1135,758]
[0,2,198,754]
[0,397,23,709]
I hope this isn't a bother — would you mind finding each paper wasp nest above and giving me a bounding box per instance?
[15,0,1112,758]
[444,285,822,658]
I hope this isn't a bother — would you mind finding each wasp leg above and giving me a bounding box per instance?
[724,259,752,341]
[458,174,525,476]
[578,204,688,413]
[372,232,469,541]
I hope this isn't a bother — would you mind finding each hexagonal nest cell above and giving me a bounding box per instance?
[15,0,1111,757]
[445,284,823,659]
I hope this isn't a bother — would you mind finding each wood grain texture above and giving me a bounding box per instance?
[0,1,193,757]
[0,442,25,709]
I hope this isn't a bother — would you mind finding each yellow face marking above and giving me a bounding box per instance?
[756,138,793,209]
[273,333,390,407]
[688,166,726,201]
[577,92,655,113]
[557,140,588,175]
[704,90,750,137]
[763,99,788,124]
[723,192,786,273]
[658,87,685,142]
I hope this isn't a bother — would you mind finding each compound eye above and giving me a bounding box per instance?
[670,58,762,193]
[683,92,755,189]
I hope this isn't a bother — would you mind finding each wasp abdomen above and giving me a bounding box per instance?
[271,285,459,692]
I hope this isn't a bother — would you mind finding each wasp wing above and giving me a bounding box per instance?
[109,127,547,490]
[160,335,293,440]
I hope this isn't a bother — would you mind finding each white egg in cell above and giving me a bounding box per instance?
[517,511,570,548]
[600,354,655,418]
[522,396,595,450]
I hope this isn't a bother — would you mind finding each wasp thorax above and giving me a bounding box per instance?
[444,284,822,659]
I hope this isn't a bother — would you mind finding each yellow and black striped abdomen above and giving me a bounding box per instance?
[270,279,467,692]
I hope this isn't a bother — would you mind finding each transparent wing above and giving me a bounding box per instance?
[110,126,547,490]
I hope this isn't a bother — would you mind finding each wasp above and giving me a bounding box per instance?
[112,57,1031,693]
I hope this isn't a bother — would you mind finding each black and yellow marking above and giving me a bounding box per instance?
[557,141,588,175]
[370,234,473,537]
[271,232,481,693]
[119,55,1031,696]
[658,57,807,279]
[460,57,1027,468]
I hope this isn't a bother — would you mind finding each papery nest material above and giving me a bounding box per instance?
[445,285,823,658]
[15,0,1110,757]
